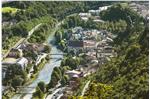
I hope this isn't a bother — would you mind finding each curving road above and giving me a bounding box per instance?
[81,80,91,96]
[12,21,63,99]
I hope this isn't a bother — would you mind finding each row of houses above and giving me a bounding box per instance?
[79,5,111,21]
[62,27,116,97]
[129,2,149,19]
[67,27,116,64]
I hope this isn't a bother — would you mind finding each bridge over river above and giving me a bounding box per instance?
[12,21,63,99]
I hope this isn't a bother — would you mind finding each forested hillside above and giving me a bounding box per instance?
[78,3,149,98]
[2,1,114,53]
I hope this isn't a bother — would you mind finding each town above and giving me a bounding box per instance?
[2,1,149,99]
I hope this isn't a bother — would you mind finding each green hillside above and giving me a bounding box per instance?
[76,3,149,99]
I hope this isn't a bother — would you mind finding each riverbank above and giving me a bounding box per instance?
[10,21,63,99]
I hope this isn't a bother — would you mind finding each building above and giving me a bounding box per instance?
[99,5,111,11]
[93,19,105,23]
[7,48,23,58]
[79,13,91,21]
[83,40,96,49]
[65,70,83,78]
[16,57,28,70]
[2,57,28,70]
[86,50,97,59]
[89,10,100,16]
[79,13,91,17]
[68,40,84,49]
[2,58,18,65]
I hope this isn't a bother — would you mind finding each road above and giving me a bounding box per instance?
[46,87,65,99]
[11,21,63,99]
[2,23,42,59]
[2,38,25,58]
[81,80,91,96]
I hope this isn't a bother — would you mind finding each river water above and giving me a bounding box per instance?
[12,33,63,99]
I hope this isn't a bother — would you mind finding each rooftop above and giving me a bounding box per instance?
[68,40,84,48]
[66,70,81,75]
[2,58,17,64]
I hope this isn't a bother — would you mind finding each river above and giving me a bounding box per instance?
[12,28,63,99]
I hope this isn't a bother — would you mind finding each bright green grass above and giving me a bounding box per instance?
[2,7,20,14]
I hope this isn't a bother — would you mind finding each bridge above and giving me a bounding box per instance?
[16,86,36,88]
[16,92,33,94]
[48,53,66,55]
[15,86,36,94]
[49,57,63,60]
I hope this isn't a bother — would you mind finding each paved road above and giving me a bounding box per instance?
[81,80,91,96]
[2,23,42,59]
[46,87,65,99]
[2,38,25,59]
[12,21,63,99]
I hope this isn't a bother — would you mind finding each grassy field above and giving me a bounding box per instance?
[2,7,20,14]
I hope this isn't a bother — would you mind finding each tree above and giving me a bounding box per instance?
[44,45,51,53]
[55,31,62,43]
[37,81,46,93]
[32,86,44,99]
[11,76,23,91]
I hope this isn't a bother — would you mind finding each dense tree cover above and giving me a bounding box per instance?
[3,64,27,90]
[32,82,46,99]
[61,56,80,70]
[80,4,148,99]
[95,20,127,34]
[2,1,115,21]
[47,66,70,89]
[62,15,127,34]
[2,16,56,50]
[62,15,84,29]
[2,1,115,51]
[84,83,113,98]
[54,30,68,51]
[100,3,143,25]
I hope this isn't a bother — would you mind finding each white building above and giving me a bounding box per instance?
[79,13,91,21]
[89,10,100,16]
[99,5,111,12]
[79,13,91,17]
[16,57,28,70]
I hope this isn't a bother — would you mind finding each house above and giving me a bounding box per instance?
[68,40,84,49]
[2,57,28,70]
[93,19,105,23]
[104,46,113,53]
[65,70,83,78]
[16,43,27,49]
[79,13,91,17]
[99,5,111,12]
[7,48,23,58]
[83,40,96,49]
[16,57,28,70]
[81,17,89,21]
[70,34,82,40]
[17,43,45,53]
[86,51,97,59]
[79,13,91,21]
[89,10,100,16]
[106,37,113,43]
[2,58,18,65]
